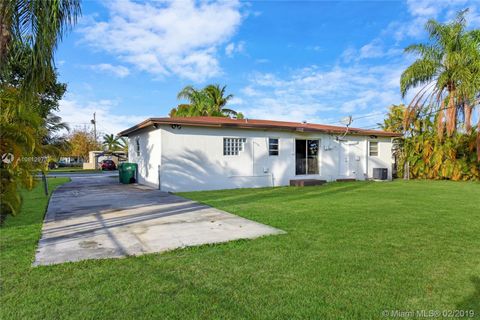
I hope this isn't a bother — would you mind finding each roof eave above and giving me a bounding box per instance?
[118,118,402,138]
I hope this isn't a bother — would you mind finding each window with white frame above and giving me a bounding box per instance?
[135,138,140,156]
[223,138,246,156]
[369,141,378,156]
[269,138,279,156]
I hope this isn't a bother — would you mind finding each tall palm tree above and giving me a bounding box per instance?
[204,84,237,117]
[176,85,210,116]
[102,134,121,151]
[1,0,80,220]
[173,84,239,117]
[400,9,480,138]
[0,0,81,94]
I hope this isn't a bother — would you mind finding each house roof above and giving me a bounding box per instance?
[118,116,402,137]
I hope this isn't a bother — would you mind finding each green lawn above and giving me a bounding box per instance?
[1,180,479,319]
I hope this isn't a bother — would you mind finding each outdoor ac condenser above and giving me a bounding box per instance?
[372,168,388,180]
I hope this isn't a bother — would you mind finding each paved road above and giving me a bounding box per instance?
[34,175,284,265]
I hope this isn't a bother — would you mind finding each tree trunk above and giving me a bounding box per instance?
[0,1,12,66]
[477,110,480,162]
[464,103,472,134]
[437,100,445,139]
[446,92,456,136]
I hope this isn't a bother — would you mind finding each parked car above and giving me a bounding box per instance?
[48,161,59,169]
[100,160,117,170]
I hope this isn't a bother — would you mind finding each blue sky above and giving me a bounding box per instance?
[55,0,480,135]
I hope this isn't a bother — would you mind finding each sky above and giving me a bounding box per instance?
[55,0,480,135]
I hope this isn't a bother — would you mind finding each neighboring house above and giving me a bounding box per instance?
[58,156,84,166]
[118,116,401,192]
[82,150,127,170]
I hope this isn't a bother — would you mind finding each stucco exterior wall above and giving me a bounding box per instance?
[367,137,394,180]
[127,127,161,188]
[127,125,394,192]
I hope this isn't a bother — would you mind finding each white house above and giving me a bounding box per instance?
[118,116,400,192]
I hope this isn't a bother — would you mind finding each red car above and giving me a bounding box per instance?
[100,159,117,170]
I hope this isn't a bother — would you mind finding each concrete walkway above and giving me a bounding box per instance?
[34,176,284,265]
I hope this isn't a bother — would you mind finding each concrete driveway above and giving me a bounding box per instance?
[34,175,284,265]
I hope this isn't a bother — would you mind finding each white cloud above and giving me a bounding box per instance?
[80,0,243,82]
[58,98,149,135]
[225,41,246,57]
[343,0,477,63]
[465,6,480,28]
[255,58,269,64]
[89,63,130,78]
[359,40,385,59]
[241,85,261,97]
[234,0,480,127]
[387,0,476,41]
[406,0,444,17]
[237,63,408,127]
[342,40,403,63]
[228,97,244,106]
[225,43,235,57]
[341,47,357,63]
[306,45,322,52]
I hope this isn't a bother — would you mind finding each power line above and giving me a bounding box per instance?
[67,122,92,125]
[325,111,389,126]
[351,111,387,121]
[417,104,457,118]
[331,103,462,129]
[357,124,383,130]
[357,104,465,132]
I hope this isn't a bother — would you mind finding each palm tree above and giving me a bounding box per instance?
[102,134,121,151]
[400,9,480,138]
[175,86,210,116]
[0,0,80,221]
[0,0,81,94]
[117,137,128,152]
[203,84,237,117]
[45,113,69,135]
[169,104,191,117]
[0,86,45,218]
[173,84,240,117]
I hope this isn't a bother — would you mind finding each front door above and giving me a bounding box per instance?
[295,139,319,175]
[339,142,355,177]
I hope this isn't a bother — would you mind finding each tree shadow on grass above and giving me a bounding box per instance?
[456,276,480,315]
[187,181,373,208]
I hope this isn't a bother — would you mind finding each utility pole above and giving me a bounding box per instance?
[91,112,97,142]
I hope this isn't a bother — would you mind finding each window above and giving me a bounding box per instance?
[135,138,140,156]
[223,138,246,155]
[269,138,279,156]
[369,141,378,156]
[295,139,319,175]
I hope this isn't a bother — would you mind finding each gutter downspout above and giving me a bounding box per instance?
[251,138,255,176]
[365,138,369,180]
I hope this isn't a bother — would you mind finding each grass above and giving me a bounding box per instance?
[47,168,102,174]
[1,180,479,319]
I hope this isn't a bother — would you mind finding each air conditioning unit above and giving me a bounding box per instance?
[372,168,388,180]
